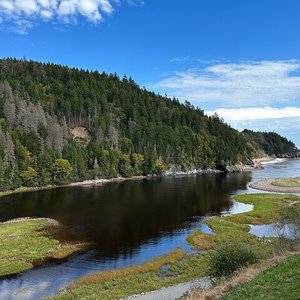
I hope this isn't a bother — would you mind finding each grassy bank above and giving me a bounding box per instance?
[222,252,300,300]
[0,218,87,276]
[48,193,299,300]
[50,250,210,300]
[194,194,299,258]
[0,185,57,198]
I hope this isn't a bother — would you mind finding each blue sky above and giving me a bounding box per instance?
[0,0,300,146]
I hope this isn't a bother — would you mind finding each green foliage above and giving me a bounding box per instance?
[209,243,258,278]
[153,158,168,175]
[52,159,73,184]
[243,129,297,156]
[20,166,38,186]
[0,58,295,191]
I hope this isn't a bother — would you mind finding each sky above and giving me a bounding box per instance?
[0,0,300,146]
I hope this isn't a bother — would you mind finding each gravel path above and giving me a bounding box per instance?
[124,277,212,300]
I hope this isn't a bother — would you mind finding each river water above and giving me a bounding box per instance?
[0,159,299,299]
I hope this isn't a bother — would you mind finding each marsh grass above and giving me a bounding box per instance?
[186,231,215,250]
[51,251,210,300]
[0,219,86,276]
[52,193,300,300]
[67,249,186,289]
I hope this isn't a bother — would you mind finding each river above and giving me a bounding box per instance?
[0,159,299,299]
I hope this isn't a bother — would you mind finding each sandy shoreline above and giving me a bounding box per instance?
[69,175,146,187]
[250,178,300,193]
[252,156,277,168]
[0,176,147,198]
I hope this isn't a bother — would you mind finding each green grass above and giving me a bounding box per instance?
[50,251,210,300]
[271,177,300,188]
[199,194,299,258]
[226,193,297,225]
[51,193,300,300]
[222,253,300,300]
[0,219,85,276]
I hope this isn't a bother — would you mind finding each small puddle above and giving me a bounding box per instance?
[249,223,297,239]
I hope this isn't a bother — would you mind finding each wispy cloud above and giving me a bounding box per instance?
[206,107,300,121]
[151,60,300,108]
[169,56,190,63]
[205,106,300,146]
[0,0,138,33]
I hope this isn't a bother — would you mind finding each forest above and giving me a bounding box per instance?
[0,58,297,191]
[242,129,297,157]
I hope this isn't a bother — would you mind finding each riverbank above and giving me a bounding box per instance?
[0,176,146,199]
[250,178,300,193]
[185,251,300,300]
[0,218,88,277]
[221,252,300,300]
[0,160,261,199]
[48,193,300,300]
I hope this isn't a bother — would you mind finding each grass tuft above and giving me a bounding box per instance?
[186,231,216,250]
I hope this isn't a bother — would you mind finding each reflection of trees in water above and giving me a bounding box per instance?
[0,173,249,257]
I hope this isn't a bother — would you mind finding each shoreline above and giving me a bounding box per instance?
[50,193,300,299]
[0,176,147,198]
[250,178,300,193]
[2,156,291,198]
[0,167,242,198]
[0,217,89,278]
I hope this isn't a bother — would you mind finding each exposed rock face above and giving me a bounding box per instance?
[70,127,91,141]
[225,163,255,173]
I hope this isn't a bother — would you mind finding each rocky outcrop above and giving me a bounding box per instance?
[225,163,255,173]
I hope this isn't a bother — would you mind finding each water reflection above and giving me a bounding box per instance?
[1,160,299,299]
[0,173,250,259]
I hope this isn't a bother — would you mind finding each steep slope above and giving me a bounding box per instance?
[242,129,298,157]
[0,58,261,190]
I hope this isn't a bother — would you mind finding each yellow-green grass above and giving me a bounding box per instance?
[186,231,216,250]
[68,249,186,288]
[0,218,86,276]
[50,250,210,300]
[271,177,300,188]
[222,252,300,300]
[51,193,300,299]
[190,194,299,256]
[226,193,298,225]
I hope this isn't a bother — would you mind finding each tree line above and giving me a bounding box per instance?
[0,58,296,191]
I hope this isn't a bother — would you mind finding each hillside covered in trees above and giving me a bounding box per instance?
[0,59,297,191]
[242,129,298,157]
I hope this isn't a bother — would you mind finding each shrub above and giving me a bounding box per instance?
[209,243,258,278]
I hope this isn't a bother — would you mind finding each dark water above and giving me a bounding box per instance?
[0,159,299,299]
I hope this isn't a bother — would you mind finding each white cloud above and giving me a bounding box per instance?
[151,60,300,108]
[0,0,135,33]
[169,56,189,63]
[206,107,300,121]
[205,106,300,147]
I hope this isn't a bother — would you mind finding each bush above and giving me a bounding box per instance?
[209,243,258,278]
